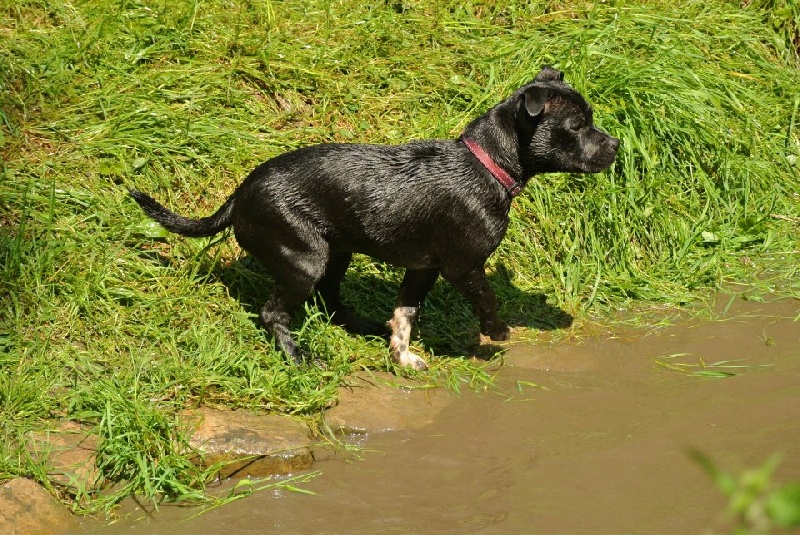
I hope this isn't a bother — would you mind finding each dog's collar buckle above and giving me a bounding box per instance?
[461,136,522,198]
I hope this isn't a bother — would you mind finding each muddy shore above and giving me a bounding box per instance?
[4,296,799,534]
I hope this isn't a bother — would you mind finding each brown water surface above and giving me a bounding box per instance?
[84,297,800,534]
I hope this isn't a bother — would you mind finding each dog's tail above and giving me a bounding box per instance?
[129,190,236,238]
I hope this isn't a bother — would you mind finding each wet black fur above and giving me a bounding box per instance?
[130,67,619,364]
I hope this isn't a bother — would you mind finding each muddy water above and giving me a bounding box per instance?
[86,297,799,534]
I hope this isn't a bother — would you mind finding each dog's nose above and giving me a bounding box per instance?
[609,137,620,151]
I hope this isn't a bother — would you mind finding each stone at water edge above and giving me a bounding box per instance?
[324,371,455,435]
[26,421,100,493]
[182,407,314,479]
[0,478,77,535]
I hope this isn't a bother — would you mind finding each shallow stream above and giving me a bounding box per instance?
[84,297,799,534]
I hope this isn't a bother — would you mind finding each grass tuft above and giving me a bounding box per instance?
[653,352,767,378]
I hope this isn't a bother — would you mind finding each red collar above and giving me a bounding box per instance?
[461,137,522,197]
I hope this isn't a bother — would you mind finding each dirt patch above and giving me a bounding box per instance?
[26,422,99,492]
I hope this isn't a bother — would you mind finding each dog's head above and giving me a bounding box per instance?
[466,67,619,179]
[515,66,619,175]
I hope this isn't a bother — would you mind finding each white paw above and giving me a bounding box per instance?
[395,350,428,371]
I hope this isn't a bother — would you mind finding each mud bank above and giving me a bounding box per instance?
[6,296,799,534]
[76,296,800,535]
[1,372,454,535]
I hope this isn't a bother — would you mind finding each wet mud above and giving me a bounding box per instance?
[81,297,800,534]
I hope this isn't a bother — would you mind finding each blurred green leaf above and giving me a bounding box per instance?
[767,484,800,527]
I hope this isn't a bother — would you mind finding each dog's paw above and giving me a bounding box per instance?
[393,349,429,371]
[312,357,328,370]
[486,323,511,342]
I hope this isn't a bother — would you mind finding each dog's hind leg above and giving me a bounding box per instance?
[389,268,439,370]
[259,292,309,365]
[246,235,329,365]
[316,251,386,336]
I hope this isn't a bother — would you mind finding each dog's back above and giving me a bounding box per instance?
[231,140,509,269]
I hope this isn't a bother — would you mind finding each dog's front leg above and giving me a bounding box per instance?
[443,266,510,342]
[389,306,425,370]
[389,268,439,370]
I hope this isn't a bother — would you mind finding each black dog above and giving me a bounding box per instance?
[131,66,618,370]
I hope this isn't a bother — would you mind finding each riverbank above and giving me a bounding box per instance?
[2,0,799,515]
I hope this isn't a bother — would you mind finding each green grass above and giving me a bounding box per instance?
[2,0,799,513]
[692,451,800,533]
[653,352,769,378]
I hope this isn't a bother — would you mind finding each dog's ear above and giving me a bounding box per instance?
[534,66,564,83]
[523,86,548,117]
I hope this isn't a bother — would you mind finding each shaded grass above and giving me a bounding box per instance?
[1,0,799,513]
